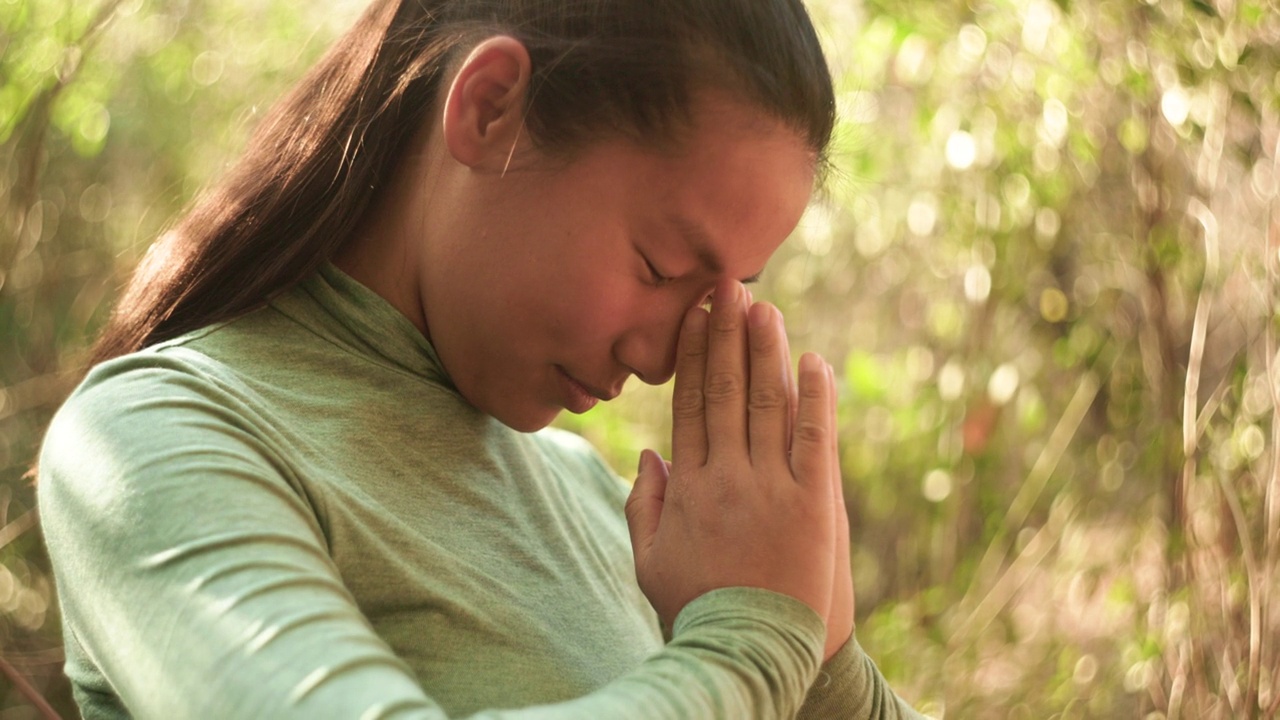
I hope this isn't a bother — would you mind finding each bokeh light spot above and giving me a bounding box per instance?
[938,362,965,401]
[946,130,977,170]
[923,469,953,502]
[1161,87,1189,126]
[964,264,992,303]
[1040,287,1069,322]
[988,363,1020,405]
[907,194,938,236]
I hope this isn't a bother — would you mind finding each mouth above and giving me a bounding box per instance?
[555,366,620,413]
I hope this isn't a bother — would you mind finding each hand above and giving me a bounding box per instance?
[625,280,852,660]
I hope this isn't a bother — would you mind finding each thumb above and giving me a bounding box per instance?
[624,449,669,559]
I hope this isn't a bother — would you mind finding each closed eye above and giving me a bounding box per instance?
[641,255,675,287]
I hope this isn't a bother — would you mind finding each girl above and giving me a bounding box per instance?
[38,0,924,717]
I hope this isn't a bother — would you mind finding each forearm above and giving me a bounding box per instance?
[797,637,930,720]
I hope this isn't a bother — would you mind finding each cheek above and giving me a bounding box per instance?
[541,278,645,341]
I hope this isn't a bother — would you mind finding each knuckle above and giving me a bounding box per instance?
[680,333,708,358]
[794,418,828,445]
[703,371,744,403]
[708,311,740,335]
[623,492,644,522]
[664,476,693,505]
[799,379,825,400]
[672,387,705,419]
[749,327,777,353]
[748,385,788,411]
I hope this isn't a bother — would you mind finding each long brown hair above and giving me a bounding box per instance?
[90,0,836,365]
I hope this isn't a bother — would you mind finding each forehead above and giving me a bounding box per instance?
[602,98,817,272]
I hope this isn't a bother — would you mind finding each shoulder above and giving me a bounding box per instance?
[46,337,249,448]
[37,341,328,565]
[39,344,281,515]
[48,301,336,451]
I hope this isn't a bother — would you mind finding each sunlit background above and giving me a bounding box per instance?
[3,0,1279,717]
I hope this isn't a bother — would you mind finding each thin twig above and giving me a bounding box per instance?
[0,371,79,422]
[1193,373,1232,442]
[1260,129,1280,720]
[954,366,1101,624]
[0,509,37,552]
[949,494,1077,645]
[1169,641,1188,720]
[0,654,61,720]
[1217,470,1262,712]
[1220,645,1243,716]
[1179,196,1223,718]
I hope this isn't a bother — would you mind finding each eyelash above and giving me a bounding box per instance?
[642,256,674,287]
[640,253,712,306]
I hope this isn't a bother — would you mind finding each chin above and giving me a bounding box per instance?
[452,376,559,433]
[485,401,561,434]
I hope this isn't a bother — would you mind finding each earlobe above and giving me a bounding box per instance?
[441,36,533,170]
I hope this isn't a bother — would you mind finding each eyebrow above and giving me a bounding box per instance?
[669,216,764,285]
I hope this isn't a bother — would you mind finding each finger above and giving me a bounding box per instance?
[827,359,840,464]
[747,302,790,468]
[827,490,856,657]
[625,449,670,562]
[827,360,855,626]
[704,280,749,459]
[789,352,833,488]
[780,310,797,450]
[671,306,709,467]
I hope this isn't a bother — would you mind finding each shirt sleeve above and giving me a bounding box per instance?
[797,637,932,719]
[37,360,825,720]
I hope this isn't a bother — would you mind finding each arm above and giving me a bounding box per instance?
[797,639,931,719]
[38,362,824,720]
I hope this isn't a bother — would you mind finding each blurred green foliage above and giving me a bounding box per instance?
[3,0,1279,717]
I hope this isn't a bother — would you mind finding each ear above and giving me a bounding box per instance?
[441,36,533,170]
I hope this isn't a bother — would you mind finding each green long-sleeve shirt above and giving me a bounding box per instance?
[38,264,923,719]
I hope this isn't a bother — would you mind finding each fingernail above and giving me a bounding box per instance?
[638,449,652,474]
[717,280,742,307]
[800,353,822,374]
[749,302,771,328]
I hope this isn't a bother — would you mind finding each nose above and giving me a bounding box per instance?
[614,303,684,386]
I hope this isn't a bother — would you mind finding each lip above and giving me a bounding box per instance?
[555,366,619,413]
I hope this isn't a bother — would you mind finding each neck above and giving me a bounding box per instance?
[333,129,446,341]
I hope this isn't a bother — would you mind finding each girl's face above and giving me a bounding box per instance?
[418,102,816,432]
[340,78,817,433]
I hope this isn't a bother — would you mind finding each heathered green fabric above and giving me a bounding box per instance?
[38,264,924,719]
